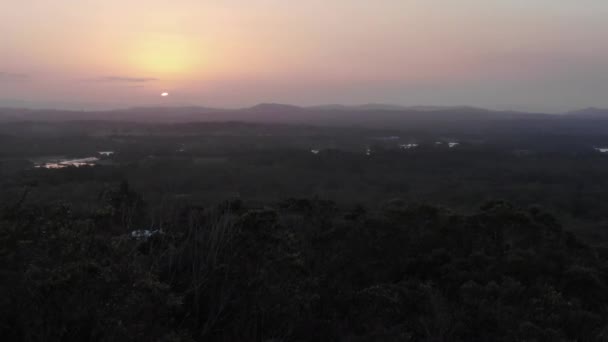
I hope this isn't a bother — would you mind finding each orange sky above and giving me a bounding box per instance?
[1,1,608,111]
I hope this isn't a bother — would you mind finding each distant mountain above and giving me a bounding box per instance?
[308,104,412,111]
[245,103,305,112]
[0,104,539,123]
[7,103,608,136]
[0,103,568,131]
[126,106,226,113]
[566,107,608,118]
[308,104,488,112]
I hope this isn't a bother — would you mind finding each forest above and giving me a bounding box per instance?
[3,115,608,341]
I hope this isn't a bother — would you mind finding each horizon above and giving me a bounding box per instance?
[0,101,605,115]
[2,1,608,112]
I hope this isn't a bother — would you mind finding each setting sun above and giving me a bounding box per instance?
[129,35,199,76]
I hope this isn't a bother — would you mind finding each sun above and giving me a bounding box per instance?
[130,35,198,76]
[161,92,169,97]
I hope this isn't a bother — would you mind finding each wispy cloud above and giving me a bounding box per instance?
[92,76,159,83]
[0,72,29,81]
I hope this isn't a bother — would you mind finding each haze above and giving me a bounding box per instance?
[1,0,607,111]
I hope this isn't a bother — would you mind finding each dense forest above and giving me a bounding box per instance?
[3,116,608,341]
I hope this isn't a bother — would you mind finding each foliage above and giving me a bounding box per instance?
[2,185,608,341]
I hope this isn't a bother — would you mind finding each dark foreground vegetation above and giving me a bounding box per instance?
[3,192,608,341]
[3,116,608,341]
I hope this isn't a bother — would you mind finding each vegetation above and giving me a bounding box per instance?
[2,119,608,341]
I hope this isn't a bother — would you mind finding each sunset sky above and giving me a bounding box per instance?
[1,1,607,111]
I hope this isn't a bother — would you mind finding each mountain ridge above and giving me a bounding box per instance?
[1,103,606,126]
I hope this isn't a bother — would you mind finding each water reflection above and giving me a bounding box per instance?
[35,157,99,169]
[400,143,419,150]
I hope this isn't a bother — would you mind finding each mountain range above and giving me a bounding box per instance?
[1,103,607,128]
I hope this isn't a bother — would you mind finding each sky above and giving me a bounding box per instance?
[1,0,607,112]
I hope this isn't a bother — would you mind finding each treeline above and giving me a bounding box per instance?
[2,184,608,341]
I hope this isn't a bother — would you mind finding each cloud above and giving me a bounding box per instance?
[92,76,159,83]
[0,72,29,81]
